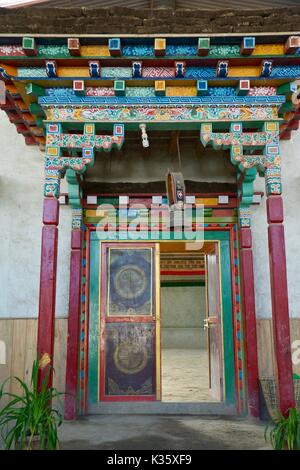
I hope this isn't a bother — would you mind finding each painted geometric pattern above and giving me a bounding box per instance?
[1,42,300,59]
[200,123,282,196]
[40,96,284,105]
[44,123,124,197]
[142,67,175,78]
[13,64,300,80]
[46,133,124,150]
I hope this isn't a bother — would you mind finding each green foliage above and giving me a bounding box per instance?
[265,408,300,450]
[0,357,64,450]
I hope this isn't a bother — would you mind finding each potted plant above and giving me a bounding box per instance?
[0,354,64,450]
[265,407,300,450]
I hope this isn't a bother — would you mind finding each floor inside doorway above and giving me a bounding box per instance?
[162,349,219,402]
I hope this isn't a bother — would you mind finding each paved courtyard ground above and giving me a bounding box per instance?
[59,415,272,450]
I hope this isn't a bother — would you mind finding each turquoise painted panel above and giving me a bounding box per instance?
[101,67,132,78]
[219,239,235,405]
[37,45,70,57]
[17,67,48,78]
[123,45,154,56]
[208,45,240,57]
[208,87,236,96]
[271,65,300,77]
[166,45,198,56]
[186,67,216,79]
[126,87,155,97]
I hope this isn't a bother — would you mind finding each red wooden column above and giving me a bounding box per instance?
[267,195,295,416]
[37,197,59,387]
[239,227,260,418]
[64,228,82,420]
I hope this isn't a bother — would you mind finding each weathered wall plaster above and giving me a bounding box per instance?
[0,111,72,318]
[252,130,300,319]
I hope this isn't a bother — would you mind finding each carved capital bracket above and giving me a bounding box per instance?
[66,168,82,208]
[44,122,124,198]
[200,120,282,211]
[237,168,257,227]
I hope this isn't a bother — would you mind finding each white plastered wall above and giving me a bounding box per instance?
[252,129,300,319]
[0,111,72,318]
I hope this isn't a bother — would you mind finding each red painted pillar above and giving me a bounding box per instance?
[65,229,82,420]
[37,197,59,388]
[267,195,295,416]
[240,227,260,418]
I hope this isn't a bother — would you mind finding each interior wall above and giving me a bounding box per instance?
[161,285,206,349]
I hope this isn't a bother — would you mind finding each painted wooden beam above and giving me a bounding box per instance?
[239,227,260,418]
[241,37,255,55]
[154,38,166,57]
[65,229,82,420]
[198,37,210,56]
[22,37,37,56]
[37,197,59,389]
[284,36,300,55]
[267,195,295,416]
[68,38,81,57]
[109,38,121,56]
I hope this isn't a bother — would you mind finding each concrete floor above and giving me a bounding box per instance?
[162,349,217,402]
[59,415,271,450]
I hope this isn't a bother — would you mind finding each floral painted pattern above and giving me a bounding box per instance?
[44,104,278,123]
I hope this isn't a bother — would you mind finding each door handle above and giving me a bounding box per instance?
[203,318,210,330]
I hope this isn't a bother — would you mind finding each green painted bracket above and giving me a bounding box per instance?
[29,102,45,117]
[277,81,297,96]
[25,82,45,98]
[66,168,82,208]
[237,167,257,207]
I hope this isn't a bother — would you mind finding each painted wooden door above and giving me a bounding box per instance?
[205,249,223,401]
[99,242,160,401]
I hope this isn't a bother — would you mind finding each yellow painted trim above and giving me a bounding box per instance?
[80,45,110,57]
[196,197,218,205]
[228,66,261,77]
[166,86,196,97]
[58,67,90,78]
[47,147,58,156]
[252,44,285,56]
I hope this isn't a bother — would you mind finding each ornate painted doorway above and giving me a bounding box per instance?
[99,242,161,401]
[87,230,238,413]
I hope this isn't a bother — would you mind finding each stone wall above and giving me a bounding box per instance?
[0,6,300,34]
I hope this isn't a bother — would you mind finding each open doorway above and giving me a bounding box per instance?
[160,242,223,403]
